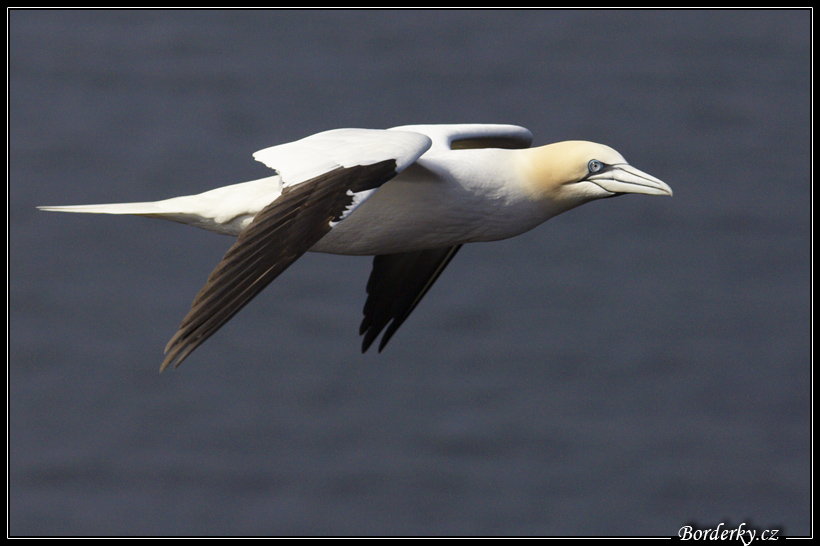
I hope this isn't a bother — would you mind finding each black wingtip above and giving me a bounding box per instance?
[377,325,398,353]
[358,246,462,358]
[159,340,195,372]
[359,331,392,354]
[361,331,377,353]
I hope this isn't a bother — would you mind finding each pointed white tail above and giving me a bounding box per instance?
[36,176,284,236]
[36,202,171,215]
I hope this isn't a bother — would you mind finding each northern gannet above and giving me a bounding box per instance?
[38,124,672,371]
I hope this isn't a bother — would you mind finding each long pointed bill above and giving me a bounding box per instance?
[588,164,673,197]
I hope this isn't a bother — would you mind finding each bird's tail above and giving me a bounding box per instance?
[36,201,173,215]
[37,176,283,236]
[36,197,242,235]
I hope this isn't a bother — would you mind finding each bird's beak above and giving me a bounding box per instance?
[587,164,673,197]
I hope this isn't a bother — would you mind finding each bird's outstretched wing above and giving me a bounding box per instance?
[360,245,462,353]
[161,129,431,370]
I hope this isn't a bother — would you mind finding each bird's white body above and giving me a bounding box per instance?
[315,148,553,255]
[38,124,672,369]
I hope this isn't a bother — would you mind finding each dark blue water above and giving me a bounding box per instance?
[10,10,811,536]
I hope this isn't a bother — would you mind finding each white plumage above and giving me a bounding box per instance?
[38,124,672,370]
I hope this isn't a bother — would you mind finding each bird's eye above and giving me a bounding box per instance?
[588,159,604,173]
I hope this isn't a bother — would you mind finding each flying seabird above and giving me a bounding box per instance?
[38,124,673,371]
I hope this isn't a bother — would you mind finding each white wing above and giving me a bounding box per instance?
[253,128,432,187]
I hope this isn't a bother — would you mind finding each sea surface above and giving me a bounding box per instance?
[9,9,811,536]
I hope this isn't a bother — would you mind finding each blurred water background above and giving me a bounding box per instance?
[9,9,811,536]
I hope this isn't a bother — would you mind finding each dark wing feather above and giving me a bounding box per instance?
[161,160,397,371]
[360,245,462,353]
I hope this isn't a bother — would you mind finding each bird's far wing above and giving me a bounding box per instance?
[360,245,462,353]
[389,123,533,153]
[161,129,432,371]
